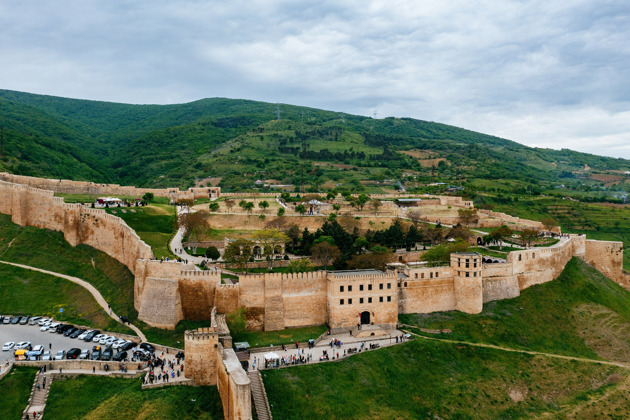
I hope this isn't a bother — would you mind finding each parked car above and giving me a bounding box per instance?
[79,349,90,359]
[98,335,111,345]
[42,350,52,361]
[28,316,41,325]
[19,316,29,325]
[56,324,70,334]
[101,347,113,361]
[16,341,32,351]
[78,330,92,340]
[2,342,15,351]
[70,329,85,339]
[2,316,11,324]
[66,348,81,359]
[38,318,51,326]
[120,341,137,351]
[139,343,155,353]
[48,322,60,332]
[64,327,78,337]
[133,349,151,361]
[54,350,66,360]
[11,316,20,324]
[40,325,51,332]
[27,345,45,360]
[113,351,128,361]
[90,349,101,360]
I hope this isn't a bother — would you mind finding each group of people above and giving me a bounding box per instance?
[142,352,185,385]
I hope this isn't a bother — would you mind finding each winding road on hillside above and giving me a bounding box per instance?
[0,260,147,342]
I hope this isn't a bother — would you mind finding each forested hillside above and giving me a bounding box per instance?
[1,89,629,197]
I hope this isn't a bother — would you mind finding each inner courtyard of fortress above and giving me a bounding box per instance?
[0,172,627,333]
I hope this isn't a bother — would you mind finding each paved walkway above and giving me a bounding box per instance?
[0,260,147,342]
[249,329,407,371]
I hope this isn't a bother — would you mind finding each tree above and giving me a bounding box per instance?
[295,204,307,215]
[407,210,422,227]
[226,307,247,337]
[142,192,154,203]
[223,238,254,273]
[490,225,513,249]
[354,236,368,254]
[541,217,557,232]
[326,192,336,201]
[311,242,341,270]
[225,199,235,213]
[277,207,285,217]
[287,258,314,273]
[458,208,478,227]
[179,211,212,255]
[209,202,220,212]
[356,193,370,211]
[205,246,220,261]
[369,198,382,215]
[179,198,194,212]
[251,229,290,270]
[242,201,254,214]
[332,203,341,212]
[259,200,269,213]
[347,246,394,271]
[422,241,469,267]
[520,229,539,247]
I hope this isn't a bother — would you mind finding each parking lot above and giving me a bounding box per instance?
[0,317,133,362]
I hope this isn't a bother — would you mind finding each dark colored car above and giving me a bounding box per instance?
[113,351,128,362]
[90,349,101,360]
[120,342,137,351]
[66,348,81,359]
[70,329,84,339]
[56,324,71,334]
[64,327,77,337]
[101,347,113,361]
[139,343,155,353]
[11,316,21,324]
[84,330,100,342]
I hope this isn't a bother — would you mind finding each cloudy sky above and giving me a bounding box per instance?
[1,1,629,158]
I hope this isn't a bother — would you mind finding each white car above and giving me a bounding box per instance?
[105,337,117,346]
[78,330,93,340]
[48,322,60,332]
[38,318,51,326]
[40,325,51,332]
[112,339,127,349]
[92,334,105,342]
[28,316,42,325]
[16,341,32,350]
[54,350,65,360]
[98,335,111,345]
[42,350,52,361]
[2,342,15,351]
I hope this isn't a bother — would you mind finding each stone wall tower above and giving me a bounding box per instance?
[184,327,219,386]
[452,252,483,314]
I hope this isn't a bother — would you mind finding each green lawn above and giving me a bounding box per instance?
[106,204,177,259]
[0,263,135,335]
[232,325,327,348]
[0,214,137,322]
[138,320,211,349]
[467,246,507,259]
[0,367,38,420]
[400,258,630,362]
[263,337,623,419]
[46,375,224,419]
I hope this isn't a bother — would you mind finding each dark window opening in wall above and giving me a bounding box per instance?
[465,263,469,268]
[466,259,470,263]
[340,299,344,305]
[360,298,364,304]
[379,283,383,290]
[465,272,470,277]
[414,273,418,279]
[430,272,433,279]
[398,283,401,287]
[473,272,477,277]
[379,296,383,302]
[404,282,408,287]
[519,254,522,261]
[387,283,391,289]
[340,286,344,292]
[348,298,352,305]
[360,284,364,291]
[533,253,536,259]
[421,273,424,279]
[368,284,373,291]
[348,285,352,292]
[368,297,372,303]
[387,296,392,302]
[436,272,439,278]
[473,263,477,268]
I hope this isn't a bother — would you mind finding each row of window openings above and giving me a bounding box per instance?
[457,262,478,268]
[340,283,391,293]
[340,296,391,305]
[414,272,439,279]
[458,271,478,277]
[517,253,534,261]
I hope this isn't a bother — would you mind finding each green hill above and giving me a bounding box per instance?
[1,89,629,195]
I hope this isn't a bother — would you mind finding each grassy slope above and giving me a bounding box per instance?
[401,258,630,362]
[264,338,623,419]
[45,375,223,420]
[0,367,38,420]
[105,204,177,259]
[231,325,327,348]
[0,263,133,334]
[0,214,137,321]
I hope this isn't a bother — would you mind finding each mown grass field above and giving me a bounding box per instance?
[0,263,134,334]
[0,214,137,322]
[46,375,224,419]
[263,337,624,419]
[0,367,38,420]
[106,204,177,259]
[231,325,328,348]
[139,319,211,349]
[401,258,630,362]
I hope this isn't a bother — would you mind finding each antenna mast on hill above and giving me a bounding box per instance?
[373,111,378,119]
[276,103,281,120]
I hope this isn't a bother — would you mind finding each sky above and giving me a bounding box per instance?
[1,1,629,158]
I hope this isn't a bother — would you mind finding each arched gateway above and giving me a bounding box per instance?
[360,311,370,325]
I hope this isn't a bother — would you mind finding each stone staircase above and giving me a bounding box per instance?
[23,372,53,419]
[248,371,272,420]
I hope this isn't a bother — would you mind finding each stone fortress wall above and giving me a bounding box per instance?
[0,174,628,334]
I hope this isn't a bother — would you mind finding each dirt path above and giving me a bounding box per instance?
[402,328,630,369]
[0,260,147,342]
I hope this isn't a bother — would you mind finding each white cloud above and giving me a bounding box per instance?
[0,0,628,157]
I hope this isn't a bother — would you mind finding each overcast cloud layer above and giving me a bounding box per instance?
[1,1,629,158]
